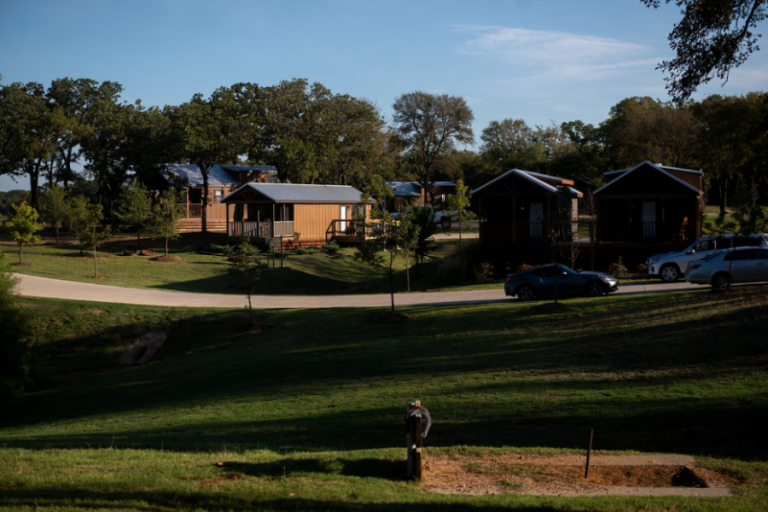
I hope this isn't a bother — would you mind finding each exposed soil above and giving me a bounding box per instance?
[422,453,732,497]
[150,255,182,263]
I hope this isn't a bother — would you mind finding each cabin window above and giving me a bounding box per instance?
[214,189,223,203]
[276,204,294,221]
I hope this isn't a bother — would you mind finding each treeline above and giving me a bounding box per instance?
[2,76,767,214]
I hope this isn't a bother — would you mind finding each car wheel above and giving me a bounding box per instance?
[583,280,605,297]
[712,273,731,290]
[440,217,451,229]
[517,284,535,301]
[660,264,679,283]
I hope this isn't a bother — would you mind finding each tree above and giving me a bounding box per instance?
[0,250,34,399]
[67,195,91,256]
[398,209,421,293]
[115,179,153,250]
[392,92,474,204]
[151,188,186,257]
[545,187,579,304]
[173,87,245,233]
[6,202,43,265]
[410,205,439,271]
[39,184,70,244]
[642,0,768,103]
[75,204,111,278]
[446,179,476,245]
[228,237,264,327]
[354,195,416,316]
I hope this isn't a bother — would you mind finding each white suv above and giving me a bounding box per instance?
[646,233,768,282]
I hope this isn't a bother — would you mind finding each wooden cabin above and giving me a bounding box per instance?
[475,169,582,247]
[161,164,279,232]
[593,161,704,260]
[221,183,372,248]
[384,181,456,211]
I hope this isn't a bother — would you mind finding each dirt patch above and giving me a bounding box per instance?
[367,312,411,324]
[150,255,182,263]
[140,249,155,256]
[422,453,732,497]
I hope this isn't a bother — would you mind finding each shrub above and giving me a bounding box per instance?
[321,240,341,254]
[473,262,494,283]
[516,262,535,273]
[635,263,648,274]
[608,256,629,278]
[0,251,36,399]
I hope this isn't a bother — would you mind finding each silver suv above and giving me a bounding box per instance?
[646,233,768,282]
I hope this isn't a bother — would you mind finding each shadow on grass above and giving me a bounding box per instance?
[221,458,404,481]
[0,487,563,512]
[2,289,768,459]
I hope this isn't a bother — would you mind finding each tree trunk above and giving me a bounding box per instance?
[18,243,23,265]
[55,225,60,245]
[389,267,395,316]
[93,245,98,278]
[165,236,169,257]
[247,293,254,327]
[30,160,40,210]
[406,253,411,292]
[199,163,209,234]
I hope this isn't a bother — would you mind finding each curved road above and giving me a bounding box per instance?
[14,273,706,309]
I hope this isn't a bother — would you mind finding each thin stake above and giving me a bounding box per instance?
[584,428,594,479]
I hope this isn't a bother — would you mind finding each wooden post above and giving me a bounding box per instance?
[406,400,423,480]
[585,428,594,478]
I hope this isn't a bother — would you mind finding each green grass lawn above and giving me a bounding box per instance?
[2,288,768,510]
[2,232,490,295]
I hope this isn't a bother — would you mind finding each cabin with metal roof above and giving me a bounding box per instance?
[473,169,582,247]
[161,164,279,232]
[593,161,704,252]
[384,181,456,211]
[221,183,372,247]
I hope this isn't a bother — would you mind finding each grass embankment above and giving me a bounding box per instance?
[2,232,493,295]
[2,288,768,510]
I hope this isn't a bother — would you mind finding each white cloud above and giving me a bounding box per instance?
[454,25,660,82]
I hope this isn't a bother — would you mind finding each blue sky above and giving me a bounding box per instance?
[2,0,767,191]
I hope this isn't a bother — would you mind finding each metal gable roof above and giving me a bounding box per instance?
[220,165,278,173]
[163,164,240,186]
[594,160,703,195]
[385,182,422,197]
[473,169,582,197]
[222,183,364,203]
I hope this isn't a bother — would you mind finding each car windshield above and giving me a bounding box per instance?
[555,265,577,274]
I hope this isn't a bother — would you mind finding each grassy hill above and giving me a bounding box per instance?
[1,288,768,510]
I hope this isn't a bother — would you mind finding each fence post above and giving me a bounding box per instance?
[406,400,423,480]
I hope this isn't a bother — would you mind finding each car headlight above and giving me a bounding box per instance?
[648,258,660,265]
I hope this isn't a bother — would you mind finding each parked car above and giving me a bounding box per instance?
[646,233,768,282]
[504,264,619,301]
[392,206,455,228]
[685,246,768,289]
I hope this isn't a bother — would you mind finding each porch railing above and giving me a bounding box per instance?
[325,219,383,243]
[479,220,577,244]
[600,220,694,243]
[227,221,294,238]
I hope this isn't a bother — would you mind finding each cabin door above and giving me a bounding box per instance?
[340,205,349,232]
[530,203,543,238]
[642,202,656,237]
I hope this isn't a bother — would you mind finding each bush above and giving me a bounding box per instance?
[0,251,36,399]
[608,256,629,278]
[635,263,648,274]
[473,262,494,283]
[321,240,341,254]
[515,262,535,273]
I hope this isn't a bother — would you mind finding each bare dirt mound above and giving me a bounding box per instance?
[150,255,181,263]
[422,453,733,497]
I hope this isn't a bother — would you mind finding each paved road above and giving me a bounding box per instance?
[14,273,707,309]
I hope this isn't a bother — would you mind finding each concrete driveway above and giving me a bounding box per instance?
[14,273,710,309]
